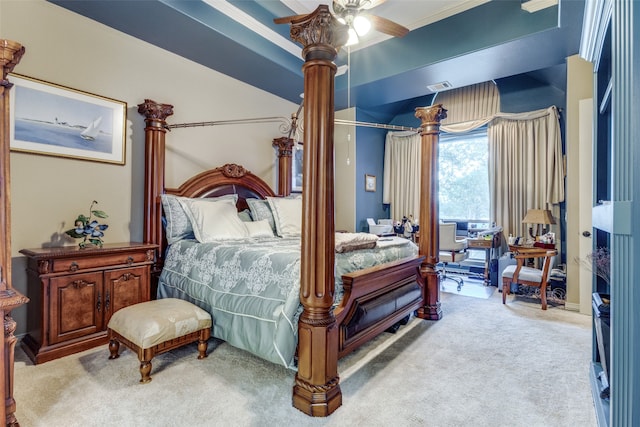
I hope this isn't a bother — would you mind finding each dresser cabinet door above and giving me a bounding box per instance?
[48,271,104,345]
[104,266,149,325]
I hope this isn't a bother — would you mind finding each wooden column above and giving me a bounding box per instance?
[278,5,348,417]
[0,39,30,427]
[272,136,294,196]
[137,99,173,292]
[414,104,447,321]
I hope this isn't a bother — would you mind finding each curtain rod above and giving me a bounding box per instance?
[334,119,420,132]
[167,116,291,130]
[167,116,420,134]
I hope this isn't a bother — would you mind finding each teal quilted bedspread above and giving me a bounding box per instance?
[158,236,417,368]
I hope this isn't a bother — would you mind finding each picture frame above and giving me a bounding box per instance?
[9,74,127,165]
[365,174,376,192]
[291,145,303,193]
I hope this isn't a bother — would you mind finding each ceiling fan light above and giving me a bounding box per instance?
[353,15,371,36]
[346,27,359,46]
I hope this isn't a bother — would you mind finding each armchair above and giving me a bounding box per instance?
[439,222,469,291]
[501,248,557,310]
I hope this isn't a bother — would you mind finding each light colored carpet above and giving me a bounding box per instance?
[440,276,496,299]
[13,291,596,427]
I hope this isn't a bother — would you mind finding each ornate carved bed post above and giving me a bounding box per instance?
[276,5,348,417]
[1,39,29,427]
[415,104,447,321]
[272,137,294,196]
[137,99,173,292]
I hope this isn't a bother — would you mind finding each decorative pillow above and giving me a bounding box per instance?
[245,219,274,238]
[177,197,247,242]
[266,196,302,237]
[237,209,253,222]
[335,232,379,253]
[246,198,276,233]
[161,194,238,244]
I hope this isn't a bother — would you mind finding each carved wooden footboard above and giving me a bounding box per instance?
[336,256,425,358]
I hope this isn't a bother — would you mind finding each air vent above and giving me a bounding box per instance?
[427,81,453,92]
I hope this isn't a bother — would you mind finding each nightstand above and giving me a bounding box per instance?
[19,242,157,364]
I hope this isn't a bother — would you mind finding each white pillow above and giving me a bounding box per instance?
[266,196,302,237]
[161,194,238,244]
[245,219,274,238]
[178,197,248,242]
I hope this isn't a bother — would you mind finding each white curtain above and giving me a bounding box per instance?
[383,131,421,222]
[488,106,564,243]
[382,107,564,242]
[436,81,500,127]
[382,79,564,245]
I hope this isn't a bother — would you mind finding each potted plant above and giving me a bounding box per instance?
[65,200,109,248]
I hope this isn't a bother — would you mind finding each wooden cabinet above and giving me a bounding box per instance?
[19,242,157,364]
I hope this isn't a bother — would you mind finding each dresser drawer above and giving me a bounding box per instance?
[51,251,151,273]
[20,243,156,276]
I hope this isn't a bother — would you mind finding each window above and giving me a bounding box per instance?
[439,128,489,221]
[292,146,303,193]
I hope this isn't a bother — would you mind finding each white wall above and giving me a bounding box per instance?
[565,54,594,313]
[1,0,298,334]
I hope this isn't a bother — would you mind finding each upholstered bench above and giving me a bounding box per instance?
[107,298,212,383]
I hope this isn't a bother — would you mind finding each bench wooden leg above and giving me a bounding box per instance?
[139,360,152,383]
[108,339,120,360]
[108,327,211,384]
[197,329,211,360]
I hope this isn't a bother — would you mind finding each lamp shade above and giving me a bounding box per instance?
[521,209,556,225]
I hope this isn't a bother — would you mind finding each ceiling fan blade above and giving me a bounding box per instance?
[273,14,308,25]
[368,14,409,38]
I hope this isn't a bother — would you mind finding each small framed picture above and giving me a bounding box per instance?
[9,73,127,165]
[365,174,376,192]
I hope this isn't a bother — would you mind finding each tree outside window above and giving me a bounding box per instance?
[439,131,489,221]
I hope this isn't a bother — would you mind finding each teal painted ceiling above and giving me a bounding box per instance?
[49,1,584,116]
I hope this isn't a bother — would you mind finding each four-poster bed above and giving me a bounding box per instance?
[139,5,446,418]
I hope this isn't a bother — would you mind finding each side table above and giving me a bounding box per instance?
[19,242,157,364]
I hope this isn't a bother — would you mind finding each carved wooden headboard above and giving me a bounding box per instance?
[165,163,276,212]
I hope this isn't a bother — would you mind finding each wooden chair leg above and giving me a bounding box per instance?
[108,339,120,360]
[540,282,548,310]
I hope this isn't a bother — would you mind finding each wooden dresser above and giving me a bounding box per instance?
[20,242,157,364]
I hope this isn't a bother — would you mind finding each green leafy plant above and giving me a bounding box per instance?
[65,200,109,248]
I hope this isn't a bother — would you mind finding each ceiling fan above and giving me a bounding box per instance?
[332,0,409,44]
[274,0,409,46]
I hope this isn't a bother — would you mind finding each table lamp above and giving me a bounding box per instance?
[521,209,555,239]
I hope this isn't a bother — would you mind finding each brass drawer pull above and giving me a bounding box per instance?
[126,256,134,266]
[69,262,79,272]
